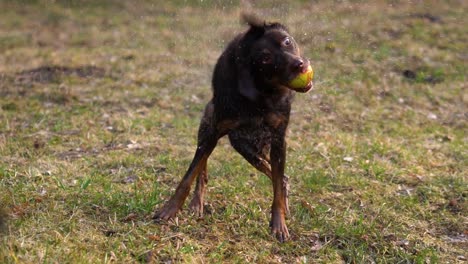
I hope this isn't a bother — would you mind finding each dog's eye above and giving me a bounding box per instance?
[283,37,292,46]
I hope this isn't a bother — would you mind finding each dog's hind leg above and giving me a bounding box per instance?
[229,132,290,216]
[188,161,207,217]
[154,103,219,221]
[229,135,272,177]
[153,138,216,221]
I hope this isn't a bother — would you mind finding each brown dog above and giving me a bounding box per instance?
[154,14,313,242]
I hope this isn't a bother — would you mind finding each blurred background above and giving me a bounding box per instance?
[0,0,466,263]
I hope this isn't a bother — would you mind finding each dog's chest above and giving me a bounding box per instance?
[230,118,272,145]
[237,111,286,133]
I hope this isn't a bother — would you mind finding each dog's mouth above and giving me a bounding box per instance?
[290,80,313,93]
[284,69,314,93]
[281,58,314,93]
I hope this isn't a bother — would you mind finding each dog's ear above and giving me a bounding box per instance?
[241,12,265,29]
[236,12,265,101]
[238,66,259,101]
[241,12,266,42]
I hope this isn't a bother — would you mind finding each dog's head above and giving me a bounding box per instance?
[237,13,313,100]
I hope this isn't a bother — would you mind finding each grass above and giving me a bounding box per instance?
[0,0,466,263]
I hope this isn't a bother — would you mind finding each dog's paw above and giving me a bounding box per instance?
[270,214,290,243]
[152,206,178,222]
[271,223,290,243]
[188,197,204,218]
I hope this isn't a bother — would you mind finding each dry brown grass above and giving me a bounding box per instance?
[0,0,466,263]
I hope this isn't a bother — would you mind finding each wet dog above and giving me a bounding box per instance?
[154,13,313,242]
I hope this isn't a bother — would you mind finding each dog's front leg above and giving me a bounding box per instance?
[269,130,290,242]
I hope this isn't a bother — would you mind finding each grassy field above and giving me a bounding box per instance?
[0,0,466,263]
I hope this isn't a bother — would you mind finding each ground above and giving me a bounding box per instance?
[0,0,466,263]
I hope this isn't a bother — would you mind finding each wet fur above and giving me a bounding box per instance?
[154,13,311,242]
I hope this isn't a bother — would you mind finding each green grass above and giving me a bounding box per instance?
[0,0,467,263]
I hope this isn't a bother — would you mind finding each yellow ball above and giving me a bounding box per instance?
[288,65,314,90]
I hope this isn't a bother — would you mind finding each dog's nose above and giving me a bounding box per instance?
[293,59,304,72]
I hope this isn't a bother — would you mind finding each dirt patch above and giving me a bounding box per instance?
[409,13,442,23]
[15,65,105,84]
[401,68,445,84]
